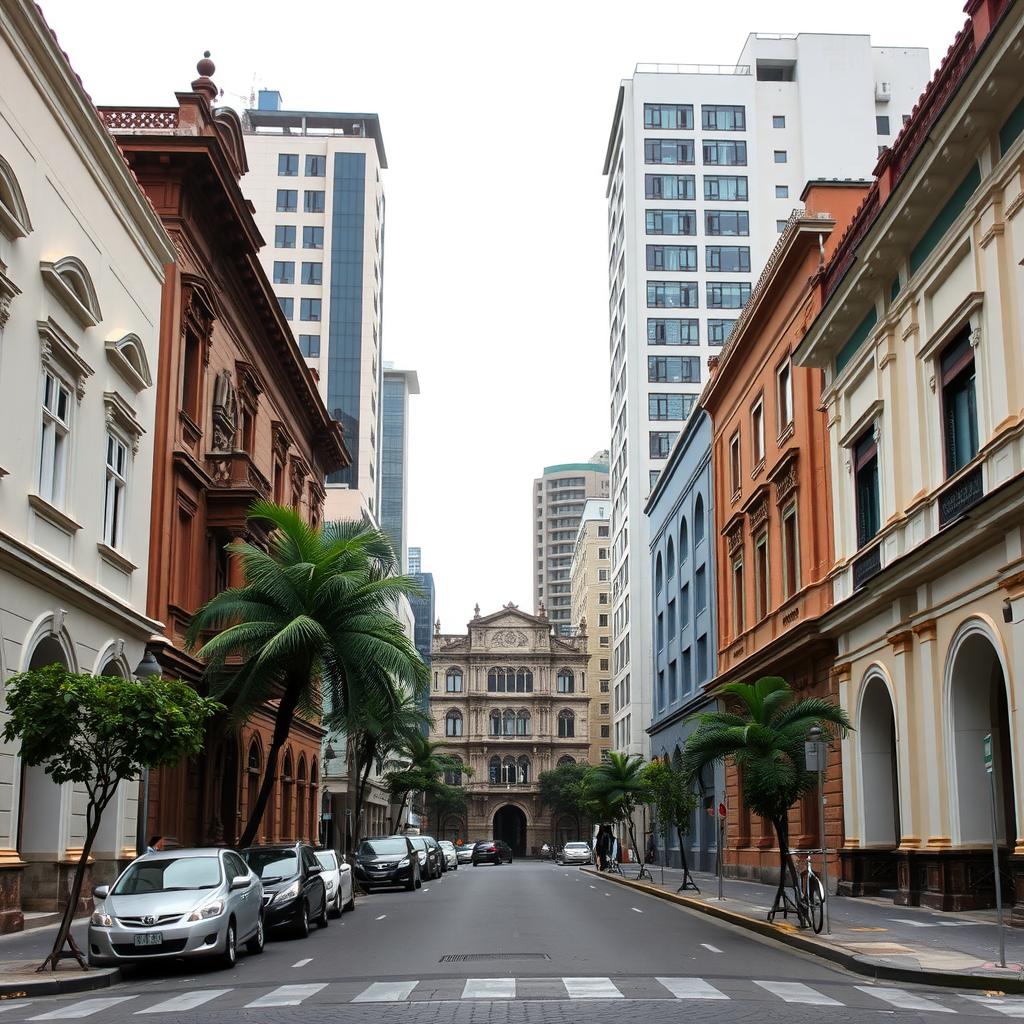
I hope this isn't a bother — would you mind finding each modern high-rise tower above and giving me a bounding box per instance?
[604,33,930,756]
[380,365,419,572]
[243,92,387,524]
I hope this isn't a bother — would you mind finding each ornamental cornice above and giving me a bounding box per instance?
[911,619,938,643]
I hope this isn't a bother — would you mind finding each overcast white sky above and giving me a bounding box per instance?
[39,0,969,634]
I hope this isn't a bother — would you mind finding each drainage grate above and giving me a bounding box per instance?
[440,953,551,963]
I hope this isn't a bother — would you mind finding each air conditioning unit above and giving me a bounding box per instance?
[875,81,891,102]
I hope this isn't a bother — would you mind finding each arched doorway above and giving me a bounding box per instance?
[859,675,900,847]
[493,804,527,857]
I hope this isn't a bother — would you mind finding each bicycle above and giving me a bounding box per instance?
[797,849,826,934]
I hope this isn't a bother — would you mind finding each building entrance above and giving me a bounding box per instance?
[493,805,527,858]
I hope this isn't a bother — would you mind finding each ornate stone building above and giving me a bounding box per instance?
[429,604,590,855]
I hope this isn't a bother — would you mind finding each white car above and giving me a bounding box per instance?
[437,840,459,871]
[315,848,354,917]
[559,842,594,865]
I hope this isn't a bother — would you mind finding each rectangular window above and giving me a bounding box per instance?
[702,140,747,165]
[646,210,697,235]
[782,500,799,599]
[647,318,698,345]
[649,393,696,421]
[657,612,664,650]
[855,429,880,548]
[39,370,71,506]
[777,358,793,433]
[695,565,707,612]
[648,356,700,384]
[600,725,611,738]
[732,554,745,633]
[298,334,321,357]
[708,319,737,346]
[696,634,708,681]
[646,245,697,272]
[706,246,750,273]
[301,262,322,285]
[775,185,789,198]
[774,150,788,163]
[276,189,297,212]
[703,175,748,201]
[303,190,325,214]
[275,225,296,248]
[278,296,294,319]
[645,138,695,164]
[667,599,676,637]
[278,153,298,176]
[649,431,679,459]
[705,210,749,236]
[305,154,326,176]
[681,649,692,693]
[273,261,294,284]
[751,396,765,465]
[707,282,751,309]
[701,105,746,131]
[876,115,890,135]
[647,281,698,308]
[941,329,979,476]
[645,174,696,200]
[777,220,788,232]
[668,660,677,704]
[772,115,786,128]
[754,529,769,620]
[299,297,321,321]
[644,103,694,130]
[303,226,324,250]
[103,431,127,548]
[729,431,741,494]
[680,583,689,627]
[649,470,660,490]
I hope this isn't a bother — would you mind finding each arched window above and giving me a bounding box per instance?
[502,756,516,784]
[296,756,307,841]
[694,494,705,546]
[446,709,463,737]
[516,668,534,692]
[680,518,689,563]
[446,669,463,693]
[281,751,294,840]
[517,710,531,735]
[489,755,501,784]
[518,756,531,784]
[557,755,576,766]
[489,710,501,736]
[504,710,516,736]
[666,537,675,580]
[655,552,664,594]
[444,757,463,786]
[557,669,574,693]
[557,710,575,738]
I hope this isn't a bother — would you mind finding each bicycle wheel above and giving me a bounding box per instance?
[808,877,825,934]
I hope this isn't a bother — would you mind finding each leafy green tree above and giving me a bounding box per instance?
[582,752,652,867]
[538,761,591,841]
[185,501,428,849]
[430,782,469,837]
[642,754,699,879]
[2,666,219,972]
[681,676,851,922]
[383,731,451,827]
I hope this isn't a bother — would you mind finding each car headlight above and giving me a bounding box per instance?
[273,880,301,903]
[187,898,225,922]
[90,908,113,927]
[325,880,335,893]
[398,858,410,868]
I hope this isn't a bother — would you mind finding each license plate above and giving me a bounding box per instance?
[134,932,162,946]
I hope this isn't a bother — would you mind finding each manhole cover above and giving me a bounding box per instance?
[440,953,551,963]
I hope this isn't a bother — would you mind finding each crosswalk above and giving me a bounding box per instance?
[11,978,1024,1017]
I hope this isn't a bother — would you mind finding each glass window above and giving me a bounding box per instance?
[776,185,789,198]
[647,281,698,308]
[298,334,320,357]
[645,174,696,200]
[103,431,127,548]
[299,297,321,321]
[645,139,695,164]
[941,329,978,476]
[557,710,575,738]
[273,261,294,284]
[855,429,880,548]
[732,554,745,633]
[876,115,890,136]
[303,190,325,214]
[301,262,322,285]
[646,209,697,236]
[649,470,660,490]
[782,500,799,599]
[706,246,750,273]
[649,393,696,421]
[446,669,463,693]
[729,431,741,493]
[305,154,326,176]
[276,189,297,212]
[705,210,749,236]
[696,564,707,612]
[694,495,705,544]
[445,710,463,737]
[701,105,746,131]
[646,245,697,272]
[703,175,748,201]
[275,225,296,248]
[648,318,698,345]
[708,319,737,346]
[702,140,747,165]
[777,359,793,432]
[774,150,788,163]
[644,104,693,130]
[754,530,769,620]
[706,282,751,309]
[278,296,294,319]
[303,226,324,249]
[557,670,574,693]
[777,220,788,232]
[278,153,298,176]
[648,356,700,383]
[649,431,678,459]
[772,115,786,128]
[751,397,765,465]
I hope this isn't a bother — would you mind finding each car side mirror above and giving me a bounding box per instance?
[230,874,251,890]
[93,885,109,900]
[308,863,322,874]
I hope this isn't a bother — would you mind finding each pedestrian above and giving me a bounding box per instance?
[595,826,612,871]
[146,835,165,853]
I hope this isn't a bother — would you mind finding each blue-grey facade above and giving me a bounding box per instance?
[410,571,435,730]
[645,408,723,873]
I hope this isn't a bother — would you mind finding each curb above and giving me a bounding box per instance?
[582,868,1024,994]
[0,965,121,998]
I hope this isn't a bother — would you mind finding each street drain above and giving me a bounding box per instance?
[440,953,551,963]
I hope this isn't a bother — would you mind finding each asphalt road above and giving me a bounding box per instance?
[8,860,1021,1022]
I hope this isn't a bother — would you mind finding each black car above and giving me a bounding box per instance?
[354,835,420,891]
[472,839,514,866]
[241,842,328,938]
[405,835,444,880]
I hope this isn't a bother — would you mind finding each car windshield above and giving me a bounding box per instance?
[439,841,454,851]
[315,851,337,871]
[359,838,408,857]
[112,855,222,895]
[565,843,589,851]
[243,850,298,881]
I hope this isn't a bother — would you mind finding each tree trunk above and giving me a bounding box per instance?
[237,684,301,849]
[769,813,804,925]
[352,755,373,850]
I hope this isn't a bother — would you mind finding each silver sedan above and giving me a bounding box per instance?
[559,842,594,865]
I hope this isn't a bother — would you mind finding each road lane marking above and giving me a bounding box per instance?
[961,995,1024,1017]
[701,943,722,952]
[292,958,313,968]
[30,997,137,1019]
[856,986,956,1012]
[631,907,643,913]
[657,977,729,1000]
[376,915,386,920]
[463,979,515,999]
[755,981,843,1005]
[245,984,328,1007]
[353,982,418,1002]
[0,1006,31,1015]
[135,990,232,1014]
[563,977,623,999]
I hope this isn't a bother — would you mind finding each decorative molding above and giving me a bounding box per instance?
[979,222,1005,249]
[901,321,920,343]
[212,369,239,452]
[40,257,102,328]
[98,543,138,575]
[887,629,914,655]
[917,291,984,363]
[839,399,884,451]
[104,392,145,453]
[38,318,94,403]
[0,155,32,240]
[912,619,937,643]
[1005,189,1024,221]
[105,331,152,390]
[0,264,21,328]
[29,493,82,535]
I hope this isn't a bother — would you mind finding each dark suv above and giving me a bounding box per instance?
[354,835,420,891]
[472,839,514,866]
[240,842,328,938]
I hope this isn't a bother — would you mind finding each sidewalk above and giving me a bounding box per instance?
[584,863,1024,993]
[0,920,119,997]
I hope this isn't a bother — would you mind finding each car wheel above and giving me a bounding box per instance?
[415,866,422,889]
[246,914,265,955]
[329,892,341,918]
[294,901,310,939]
[343,888,355,913]
[217,919,237,969]
[315,888,329,928]
[405,865,417,891]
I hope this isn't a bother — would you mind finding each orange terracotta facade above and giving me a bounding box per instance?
[100,60,348,850]
[701,183,867,883]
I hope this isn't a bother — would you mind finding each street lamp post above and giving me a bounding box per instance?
[805,725,829,934]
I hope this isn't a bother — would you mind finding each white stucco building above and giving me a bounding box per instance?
[603,33,931,757]
[0,0,173,927]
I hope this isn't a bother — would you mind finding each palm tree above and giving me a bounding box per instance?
[582,752,652,869]
[384,731,454,828]
[185,501,428,849]
[681,675,851,924]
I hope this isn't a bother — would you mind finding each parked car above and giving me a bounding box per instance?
[354,835,419,891]
[423,835,448,874]
[472,839,514,866]
[88,847,264,969]
[405,835,443,880]
[314,848,354,917]
[456,842,477,865]
[559,841,593,865]
[437,840,459,871]
[241,842,328,938]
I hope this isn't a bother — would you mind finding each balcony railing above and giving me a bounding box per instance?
[852,543,882,591]
[939,465,984,528]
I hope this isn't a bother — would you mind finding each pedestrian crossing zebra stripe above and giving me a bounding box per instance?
[132,990,231,1014]
[244,984,328,1008]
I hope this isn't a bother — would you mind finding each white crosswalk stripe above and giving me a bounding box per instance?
[133,990,232,1014]
[29,997,137,1020]
[562,977,623,999]
[352,981,418,1002]
[462,978,515,999]
[656,977,729,999]
[856,985,957,1012]
[0,1006,30,1015]
[754,981,843,1005]
[961,995,1024,1017]
[244,984,327,1008]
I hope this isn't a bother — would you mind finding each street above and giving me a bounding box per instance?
[2,862,1021,1022]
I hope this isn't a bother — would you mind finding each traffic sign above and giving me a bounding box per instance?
[718,802,727,819]
[983,733,993,774]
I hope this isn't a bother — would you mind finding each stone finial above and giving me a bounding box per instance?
[192,51,218,105]
[539,601,547,619]
[434,617,441,635]
[579,615,587,633]
[473,604,481,619]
